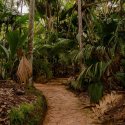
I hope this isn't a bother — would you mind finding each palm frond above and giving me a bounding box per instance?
[58,53,70,65]
[75,44,94,62]
[88,83,103,103]
[17,56,32,84]
[6,30,27,57]
[69,49,79,62]
[0,44,9,59]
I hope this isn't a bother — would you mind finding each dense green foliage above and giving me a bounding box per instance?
[0,0,125,103]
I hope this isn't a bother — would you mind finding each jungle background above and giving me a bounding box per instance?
[0,0,125,125]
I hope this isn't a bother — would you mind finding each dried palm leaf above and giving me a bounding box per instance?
[17,56,32,84]
[92,91,123,118]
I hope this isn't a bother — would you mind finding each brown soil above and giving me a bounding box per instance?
[0,80,37,125]
[35,78,93,125]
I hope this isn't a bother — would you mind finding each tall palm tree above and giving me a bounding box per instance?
[28,0,35,62]
[28,0,35,84]
[78,0,84,70]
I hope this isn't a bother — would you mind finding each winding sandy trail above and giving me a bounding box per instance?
[35,79,91,125]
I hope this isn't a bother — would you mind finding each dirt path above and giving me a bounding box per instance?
[35,79,91,125]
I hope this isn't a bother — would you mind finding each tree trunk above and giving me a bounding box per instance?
[46,0,52,30]
[28,0,35,85]
[56,0,59,32]
[78,0,84,70]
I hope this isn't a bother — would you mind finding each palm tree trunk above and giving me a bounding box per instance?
[46,0,52,30]
[28,0,35,85]
[56,0,59,32]
[28,0,35,61]
[78,0,84,70]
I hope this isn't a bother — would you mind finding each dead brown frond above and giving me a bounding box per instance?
[92,91,123,118]
[17,56,32,84]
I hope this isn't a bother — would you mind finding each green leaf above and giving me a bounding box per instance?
[88,83,103,103]
[6,31,19,57]
[6,30,27,57]
[0,44,9,59]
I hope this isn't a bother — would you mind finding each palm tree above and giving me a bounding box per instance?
[28,0,35,84]
[78,0,84,70]
[28,0,35,62]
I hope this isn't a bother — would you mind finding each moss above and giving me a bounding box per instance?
[9,86,47,125]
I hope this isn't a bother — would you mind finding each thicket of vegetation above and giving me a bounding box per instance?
[0,0,125,104]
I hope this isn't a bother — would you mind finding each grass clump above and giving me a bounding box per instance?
[10,103,34,125]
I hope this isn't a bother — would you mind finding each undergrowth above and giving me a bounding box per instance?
[9,85,47,125]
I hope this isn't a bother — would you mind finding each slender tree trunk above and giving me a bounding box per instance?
[48,3,52,30]
[78,0,83,49]
[78,0,84,70]
[45,0,48,30]
[56,0,59,32]
[28,0,35,85]
[46,0,52,30]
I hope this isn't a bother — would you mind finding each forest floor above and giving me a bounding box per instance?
[35,78,93,125]
[35,78,125,125]
[0,80,37,125]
